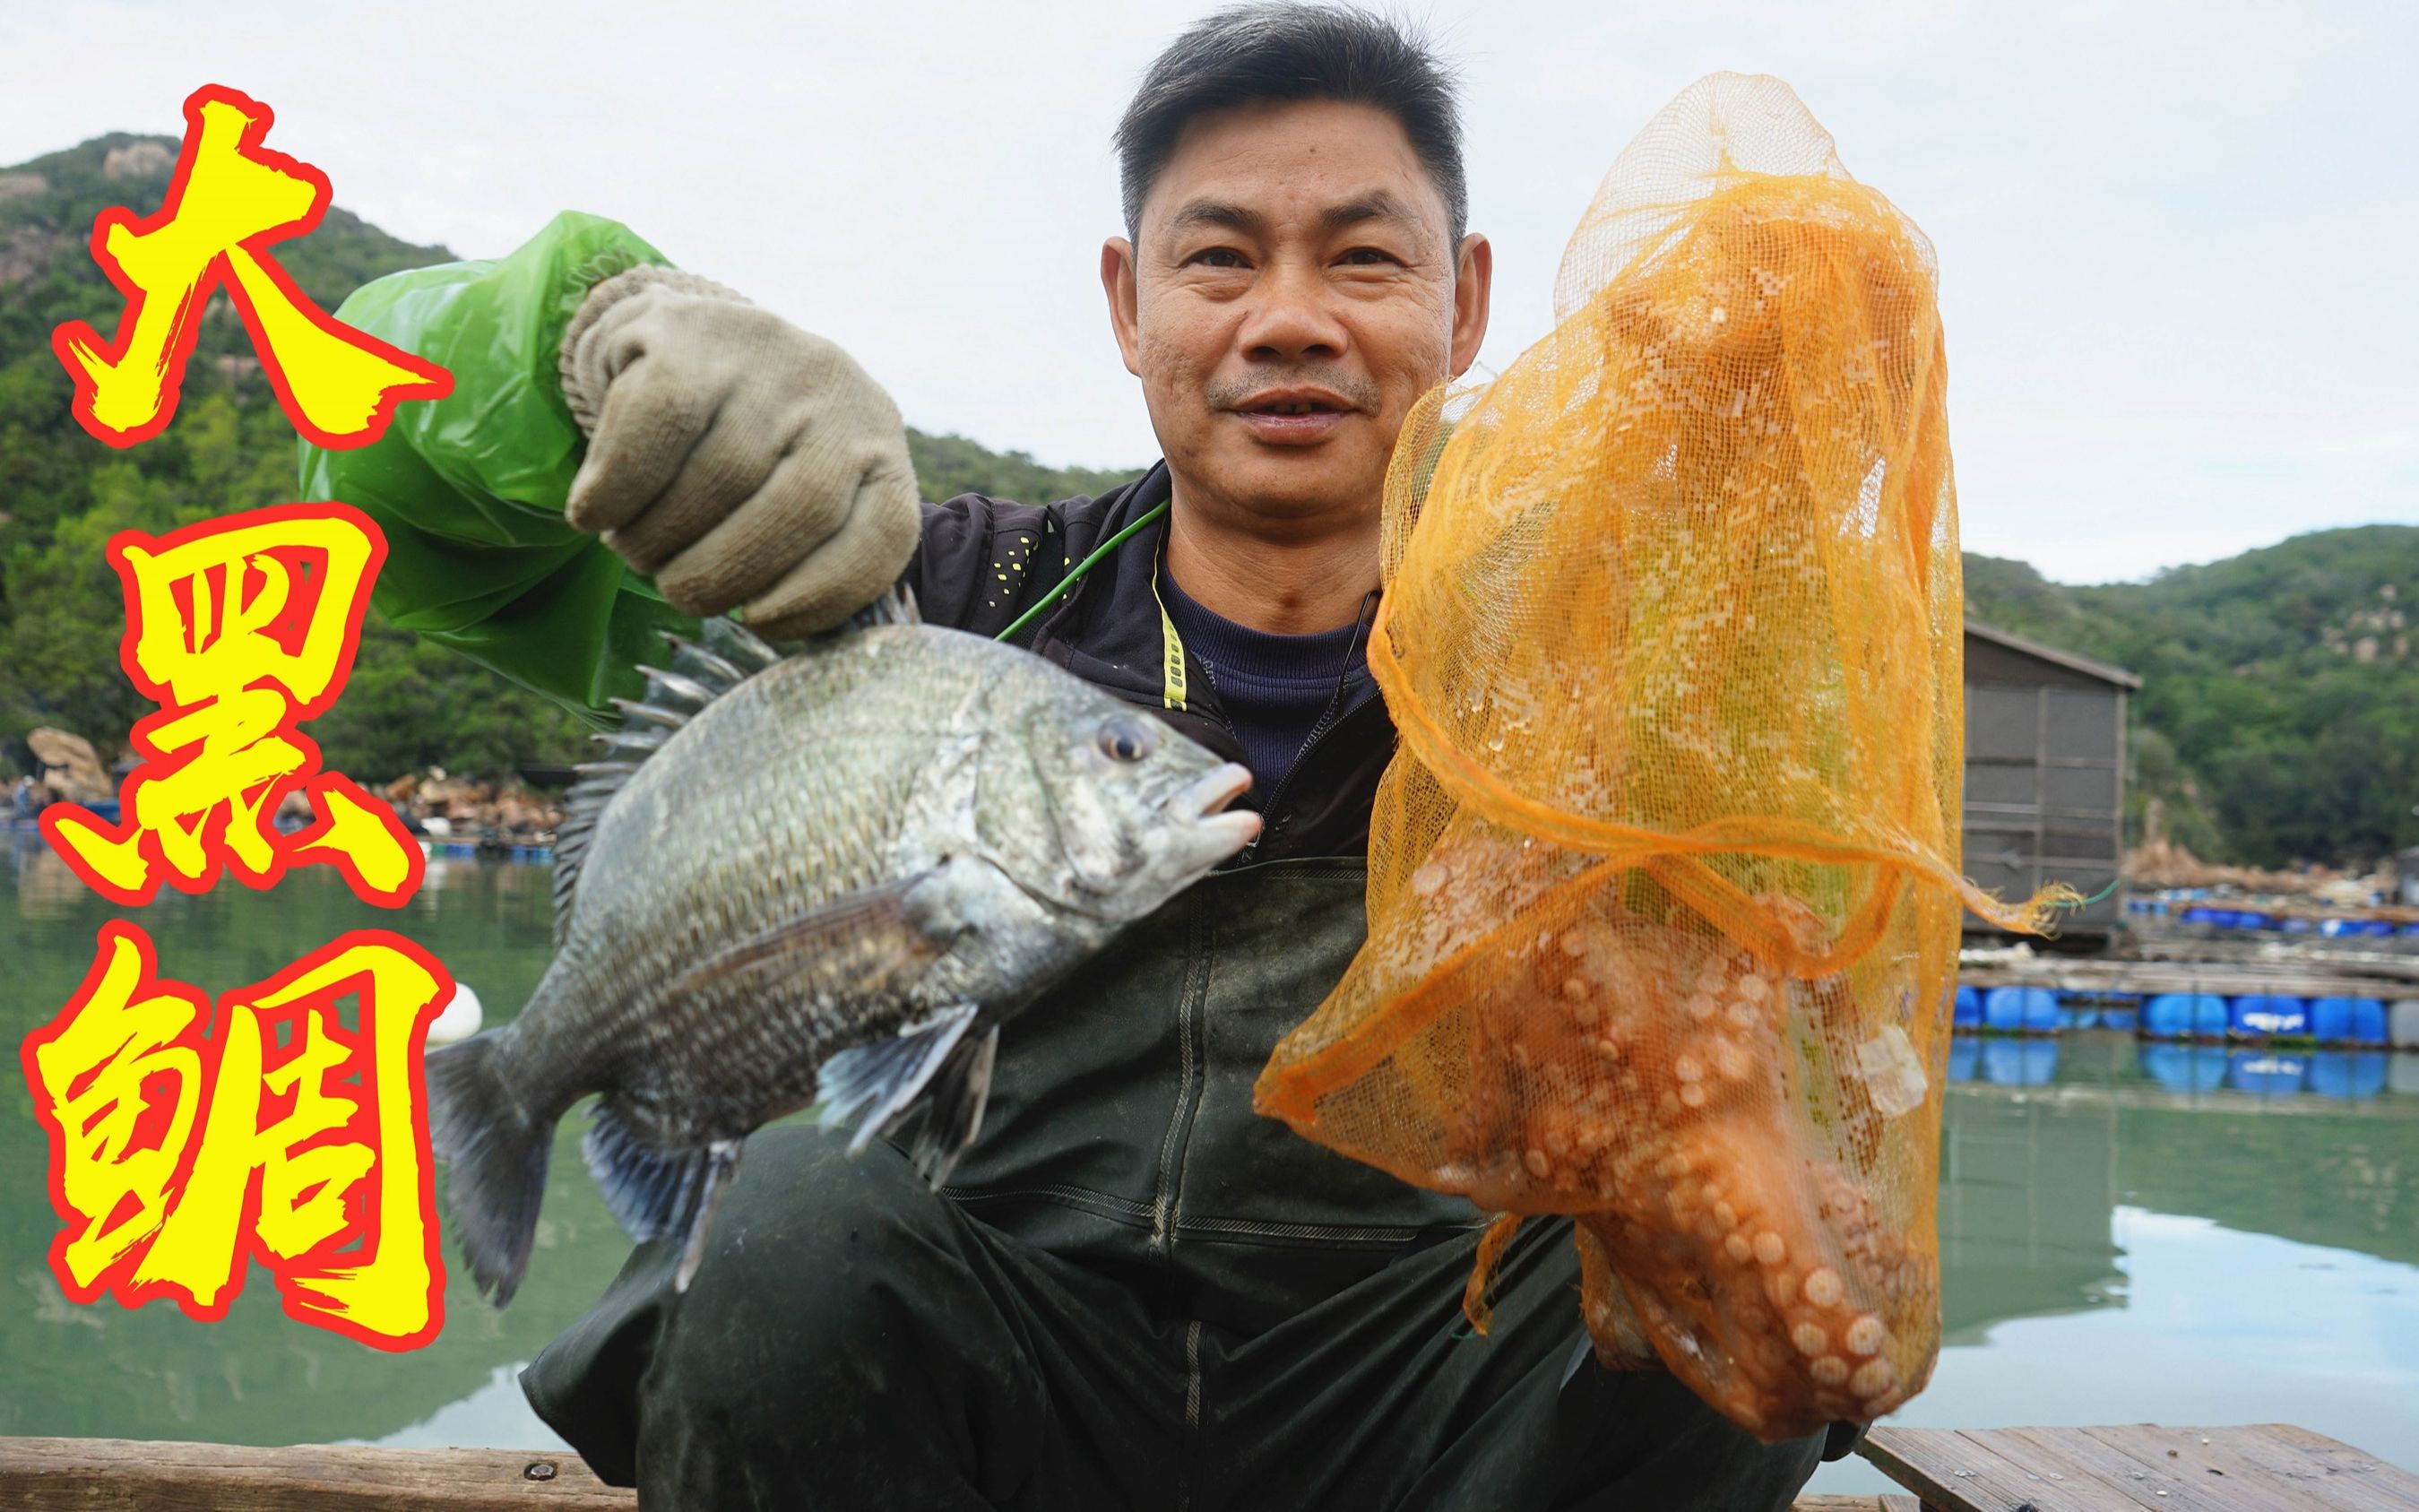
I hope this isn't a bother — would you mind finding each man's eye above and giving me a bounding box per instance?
[1188,247,1250,269]
[1338,247,1403,266]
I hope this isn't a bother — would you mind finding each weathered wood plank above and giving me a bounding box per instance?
[1985,1426,2189,1508]
[1862,1425,2146,1509]
[1863,1425,2419,1512]
[0,1439,634,1511]
[2078,1424,2340,1512]
[2223,1426,2419,1512]
[0,1438,1931,1511]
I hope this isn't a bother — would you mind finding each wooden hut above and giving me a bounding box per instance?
[1961,621,2140,940]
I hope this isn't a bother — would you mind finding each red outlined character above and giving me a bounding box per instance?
[22,921,454,1350]
[50,83,451,450]
[42,503,425,908]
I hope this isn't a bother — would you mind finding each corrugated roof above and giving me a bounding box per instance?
[1964,619,2143,689]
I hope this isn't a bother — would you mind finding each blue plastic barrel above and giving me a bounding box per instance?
[2227,1051,2306,1097]
[2230,995,2311,1037]
[2234,912,2271,930]
[2142,1043,2229,1094]
[2143,993,2228,1039]
[2098,1005,2139,1032]
[1948,1037,1981,1083]
[1983,1039,2058,1086]
[2309,1051,2389,1099]
[2310,997,2388,1045]
[2058,1002,2100,1030]
[2283,918,2315,934]
[2182,906,2218,925]
[2360,920,2396,937]
[2401,922,2419,937]
[2320,918,2358,937]
[1953,985,1983,1028]
[1983,986,2060,1033]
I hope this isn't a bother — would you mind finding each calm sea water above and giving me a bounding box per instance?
[4,834,2413,1489]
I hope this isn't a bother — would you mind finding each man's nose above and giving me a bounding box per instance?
[1237,260,1349,363]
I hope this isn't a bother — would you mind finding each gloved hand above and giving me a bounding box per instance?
[558,266,920,637]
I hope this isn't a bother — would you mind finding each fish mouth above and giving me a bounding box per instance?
[1169,762,1260,857]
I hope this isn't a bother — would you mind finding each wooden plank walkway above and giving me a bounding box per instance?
[0,1437,1918,1508]
[0,1440,629,1509]
[1862,1425,2419,1510]
[4,1430,2406,1508]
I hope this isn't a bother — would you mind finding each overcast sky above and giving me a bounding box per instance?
[5,0,2413,583]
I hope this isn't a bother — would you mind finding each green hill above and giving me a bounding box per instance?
[1965,527,2419,868]
[0,134,1141,782]
[4,132,2411,868]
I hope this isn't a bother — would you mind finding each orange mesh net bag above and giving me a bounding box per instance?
[1254,73,2069,1442]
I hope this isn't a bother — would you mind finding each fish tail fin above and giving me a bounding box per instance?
[583,1103,745,1294]
[816,1003,987,1186]
[426,1031,552,1308]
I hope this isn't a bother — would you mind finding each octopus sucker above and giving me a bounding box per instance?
[1429,891,1935,1441]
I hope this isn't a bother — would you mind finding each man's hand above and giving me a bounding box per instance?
[558,267,920,637]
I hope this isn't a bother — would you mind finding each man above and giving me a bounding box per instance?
[308,6,1853,1506]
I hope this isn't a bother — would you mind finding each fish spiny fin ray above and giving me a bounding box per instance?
[675,1140,745,1293]
[904,1024,999,1188]
[816,1003,981,1156]
[549,614,788,946]
[585,1098,735,1248]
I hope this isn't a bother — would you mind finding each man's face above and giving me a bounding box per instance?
[1103,99,1490,531]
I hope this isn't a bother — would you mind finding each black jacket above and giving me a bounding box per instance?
[907,462,1392,862]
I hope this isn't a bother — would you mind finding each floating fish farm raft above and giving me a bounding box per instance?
[1955,890,2419,1094]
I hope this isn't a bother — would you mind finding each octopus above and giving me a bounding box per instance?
[1439,890,1937,1442]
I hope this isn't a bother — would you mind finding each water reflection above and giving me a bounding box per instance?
[5,850,2415,1470]
[1,842,600,1447]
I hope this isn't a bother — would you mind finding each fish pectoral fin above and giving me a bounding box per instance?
[669,871,961,999]
[904,1024,998,1188]
[816,1003,982,1158]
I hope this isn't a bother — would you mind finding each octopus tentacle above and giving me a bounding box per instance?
[1438,891,1933,1439]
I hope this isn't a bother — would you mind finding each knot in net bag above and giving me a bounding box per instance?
[1254,73,2069,1442]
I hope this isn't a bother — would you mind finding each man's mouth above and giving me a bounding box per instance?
[1231,391,1354,445]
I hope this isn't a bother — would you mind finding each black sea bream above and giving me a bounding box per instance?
[427,594,1257,1304]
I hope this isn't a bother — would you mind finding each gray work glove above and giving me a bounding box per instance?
[558,266,920,637]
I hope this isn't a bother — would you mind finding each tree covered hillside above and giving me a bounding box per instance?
[0,134,1140,782]
[1965,527,2418,868]
[4,134,2409,868]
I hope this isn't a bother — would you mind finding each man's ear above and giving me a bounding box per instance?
[1102,237,1142,376]
[1449,232,1493,378]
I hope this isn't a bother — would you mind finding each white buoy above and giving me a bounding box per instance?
[428,981,484,1045]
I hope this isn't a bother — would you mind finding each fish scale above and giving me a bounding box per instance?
[426,595,1258,1306]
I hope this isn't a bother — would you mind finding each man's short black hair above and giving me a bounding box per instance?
[1114,4,1467,249]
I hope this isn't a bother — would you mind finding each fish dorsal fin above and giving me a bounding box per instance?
[547,587,922,946]
[550,615,783,946]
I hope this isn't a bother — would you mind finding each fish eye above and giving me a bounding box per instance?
[1096,714,1160,763]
